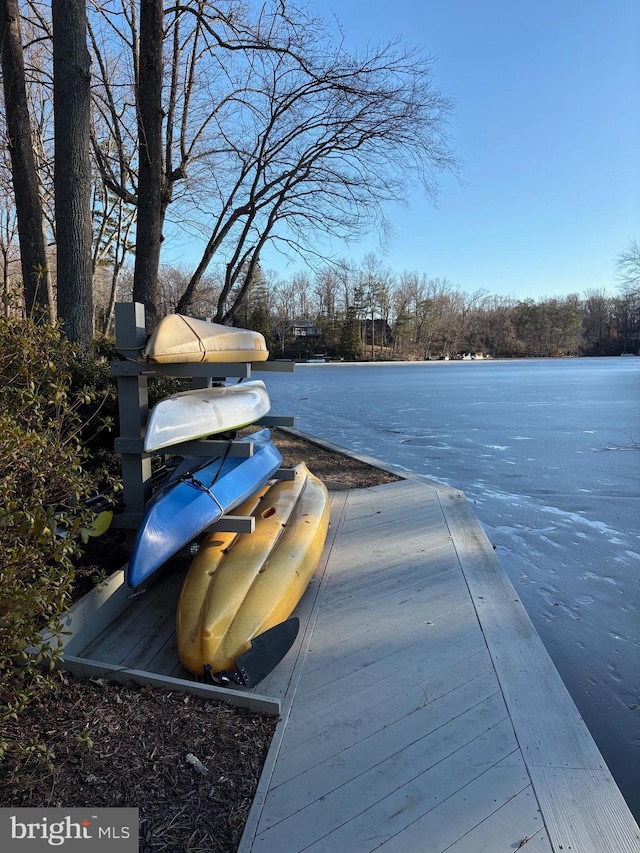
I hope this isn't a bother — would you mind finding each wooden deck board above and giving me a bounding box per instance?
[287,724,535,853]
[372,756,536,853]
[281,628,485,754]
[300,596,475,686]
[119,600,178,669]
[272,648,495,784]
[254,691,511,850]
[439,490,640,851]
[305,571,467,653]
[319,549,458,615]
[241,478,640,853]
[529,765,640,853]
[82,570,179,664]
[247,490,349,702]
[291,618,478,720]
[443,791,553,853]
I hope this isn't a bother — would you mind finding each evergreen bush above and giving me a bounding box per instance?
[339,308,363,360]
[0,312,116,765]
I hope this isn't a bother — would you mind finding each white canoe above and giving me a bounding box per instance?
[143,314,269,364]
[144,380,271,452]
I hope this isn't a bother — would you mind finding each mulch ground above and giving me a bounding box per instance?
[0,430,401,852]
[2,676,275,852]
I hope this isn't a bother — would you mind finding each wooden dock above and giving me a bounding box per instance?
[59,461,640,852]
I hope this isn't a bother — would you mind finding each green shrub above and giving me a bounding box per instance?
[78,332,189,458]
[0,312,116,764]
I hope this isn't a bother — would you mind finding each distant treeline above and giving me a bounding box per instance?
[135,260,639,361]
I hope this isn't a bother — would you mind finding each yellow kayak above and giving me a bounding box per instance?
[143,314,269,363]
[176,463,330,679]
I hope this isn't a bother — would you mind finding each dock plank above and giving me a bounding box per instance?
[254,689,509,850]
[304,569,469,656]
[241,477,640,853]
[446,820,553,853]
[290,608,478,719]
[319,553,459,619]
[261,674,504,830]
[254,490,349,701]
[272,647,494,785]
[119,599,178,669]
[281,628,485,754]
[320,539,455,609]
[298,720,528,853]
[440,490,640,852]
[530,765,640,853]
[301,601,475,690]
[373,754,532,852]
[414,784,551,853]
[82,571,179,663]
[294,600,477,703]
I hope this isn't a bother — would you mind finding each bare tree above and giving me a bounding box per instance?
[470,294,518,357]
[175,32,456,321]
[581,288,612,352]
[132,0,164,330]
[313,269,339,322]
[391,271,419,358]
[85,1,455,326]
[0,0,49,314]
[3,1,455,331]
[92,185,136,334]
[357,254,395,356]
[0,1,138,334]
[0,151,21,313]
[271,275,297,353]
[616,237,640,298]
[52,0,93,347]
[312,268,340,348]
[88,0,317,327]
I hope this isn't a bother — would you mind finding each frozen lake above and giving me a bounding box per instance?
[262,356,640,818]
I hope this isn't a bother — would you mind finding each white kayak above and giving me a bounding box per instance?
[144,380,271,452]
[143,314,269,364]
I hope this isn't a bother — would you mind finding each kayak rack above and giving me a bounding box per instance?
[111,302,296,538]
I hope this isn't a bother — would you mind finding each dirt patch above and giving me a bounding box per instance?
[0,430,402,851]
[268,427,403,490]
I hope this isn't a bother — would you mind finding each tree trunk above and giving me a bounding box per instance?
[52,0,93,348]
[133,0,165,331]
[0,0,49,316]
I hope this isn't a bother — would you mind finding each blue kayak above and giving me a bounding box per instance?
[126,429,282,589]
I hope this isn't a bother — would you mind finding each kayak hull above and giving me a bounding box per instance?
[126,429,282,589]
[143,315,269,364]
[176,463,330,677]
[143,380,271,452]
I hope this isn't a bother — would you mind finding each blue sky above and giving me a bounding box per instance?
[168,0,640,301]
[278,0,640,299]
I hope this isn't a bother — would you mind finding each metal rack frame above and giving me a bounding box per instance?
[111,302,295,536]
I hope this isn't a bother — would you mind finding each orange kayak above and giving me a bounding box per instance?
[176,463,330,678]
